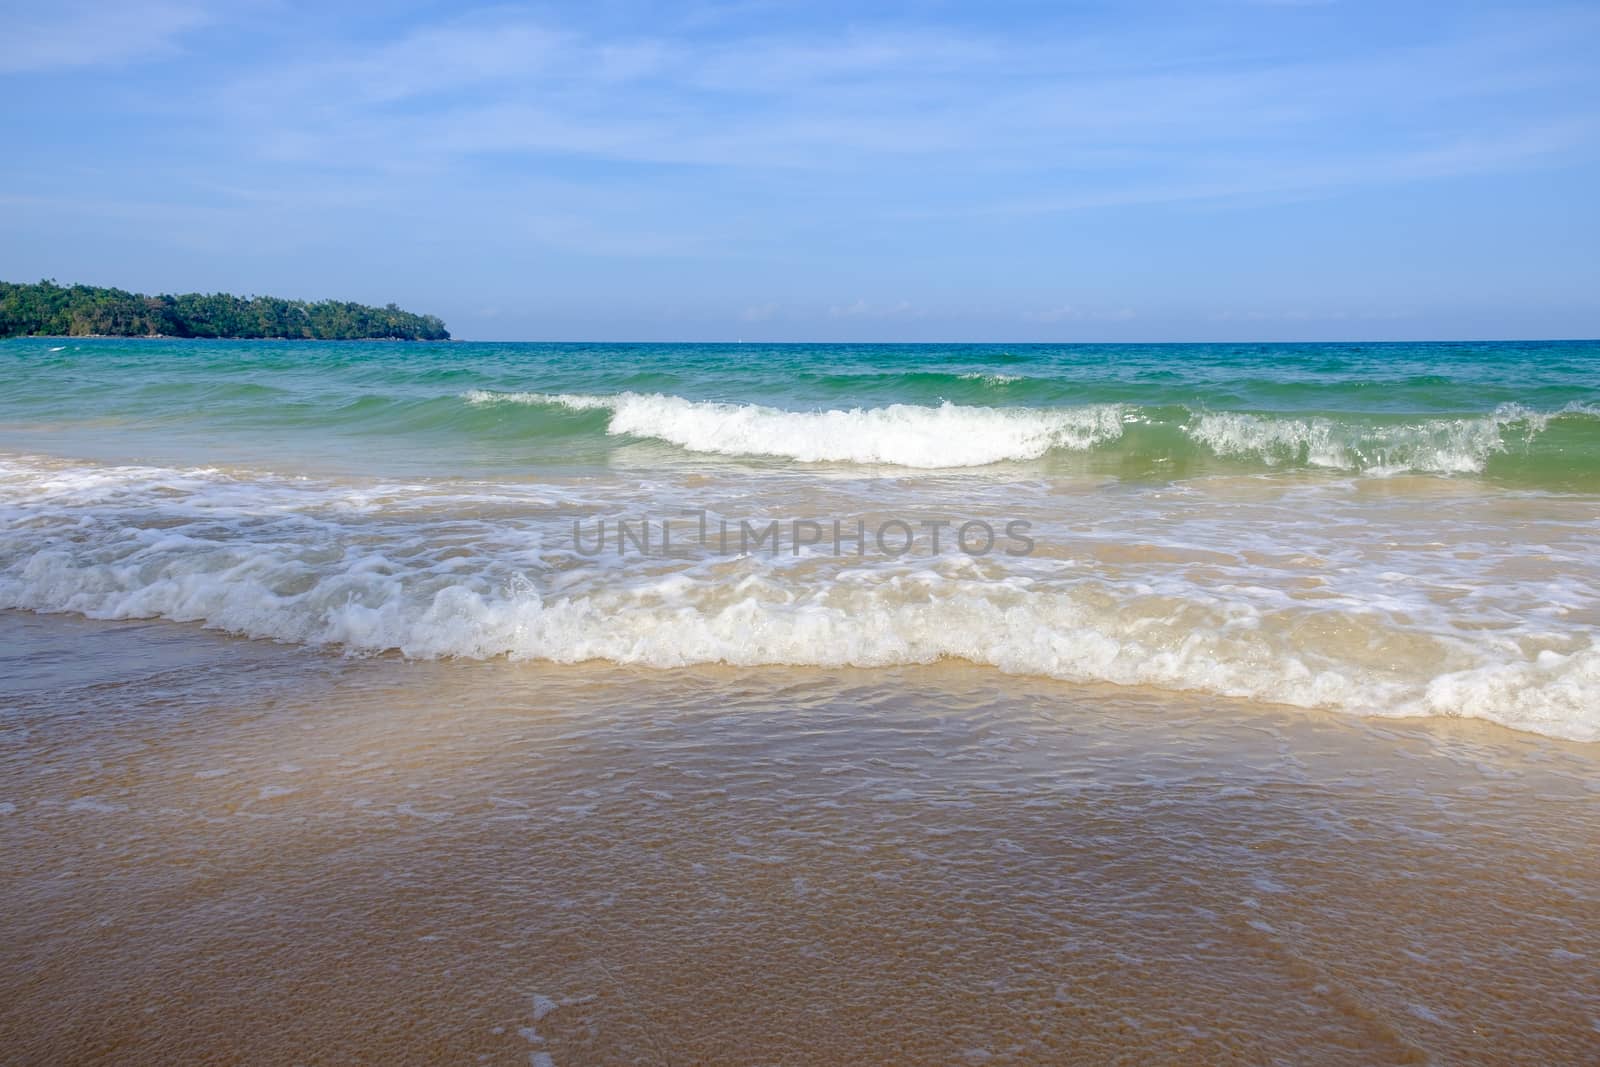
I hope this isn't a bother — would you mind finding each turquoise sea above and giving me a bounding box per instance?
[2,337,1597,739]
[5,337,1600,1063]
[3,338,1598,480]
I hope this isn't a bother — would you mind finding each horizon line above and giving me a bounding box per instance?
[446,335,1600,345]
[7,334,1598,346]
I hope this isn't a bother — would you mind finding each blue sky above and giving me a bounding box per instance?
[2,0,1597,341]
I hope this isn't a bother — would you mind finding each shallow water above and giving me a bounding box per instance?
[3,338,1598,1062]
[2,451,1596,740]
[3,339,1598,739]
[2,613,1597,1064]
[4,338,1600,482]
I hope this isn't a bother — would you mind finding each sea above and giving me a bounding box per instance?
[2,337,1597,1063]
[2,337,1597,738]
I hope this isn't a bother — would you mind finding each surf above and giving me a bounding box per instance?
[465,389,1600,479]
[3,453,1597,742]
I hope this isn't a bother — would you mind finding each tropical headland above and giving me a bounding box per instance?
[0,280,450,340]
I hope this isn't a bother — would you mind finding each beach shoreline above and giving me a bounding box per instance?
[3,609,1596,1064]
[3,337,1598,1063]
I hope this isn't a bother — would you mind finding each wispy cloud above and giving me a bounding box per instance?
[0,0,214,73]
[174,0,1599,237]
[1,1,1596,340]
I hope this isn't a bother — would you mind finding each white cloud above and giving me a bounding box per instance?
[4,2,1596,341]
[196,3,1599,199]
[0,0,213,73]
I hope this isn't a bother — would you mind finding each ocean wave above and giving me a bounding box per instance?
[792,368,1030,390]
[1186,403,1599,474]
[956,372,1024,385]
[3,456,1597,742]
[5,532,1595,742]
[466,391,1127,467]
[464,391,1600,475]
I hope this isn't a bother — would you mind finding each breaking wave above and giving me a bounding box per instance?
[1185,402,1599,475]
[465,391,1600,476]
[3,455,1597,742]
[466,391,1128,467]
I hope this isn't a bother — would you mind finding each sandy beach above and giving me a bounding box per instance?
[7,1,1599,1060]
[4,610,1596,1064]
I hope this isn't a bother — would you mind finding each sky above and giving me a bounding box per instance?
[2,0,1597,341]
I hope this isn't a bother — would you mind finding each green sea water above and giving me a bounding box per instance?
[2,337,1598,740]
[1,338,1597,483]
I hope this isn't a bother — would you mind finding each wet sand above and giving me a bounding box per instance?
[2,610,1597,1065]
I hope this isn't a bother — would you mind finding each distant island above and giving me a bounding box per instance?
[0,280,450,340]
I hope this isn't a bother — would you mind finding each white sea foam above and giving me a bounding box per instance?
[957,372,1024,384]
[1186,403,1588,474]
[1421,648,1600,741]
[467,391,1597,473]
[6,539,1595,740]
[466,391,1125,467]
[3,455,1597,742]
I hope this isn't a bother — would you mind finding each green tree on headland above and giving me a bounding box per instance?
[0,280,450,340]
